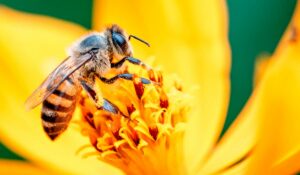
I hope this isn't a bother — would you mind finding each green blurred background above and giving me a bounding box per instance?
[0,0,297,161]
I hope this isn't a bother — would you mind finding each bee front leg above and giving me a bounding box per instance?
[101,98,120,114]
[98,73,154,85]
[111,56,151,70]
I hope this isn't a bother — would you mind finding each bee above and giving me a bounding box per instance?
[25,24,152,140]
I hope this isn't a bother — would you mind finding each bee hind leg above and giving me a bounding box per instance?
[80,79,128,117]
[101,99,128,117]
[101,98,118,114]
[80,79,103,109]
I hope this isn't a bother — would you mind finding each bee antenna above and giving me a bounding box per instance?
[128,35,150,47]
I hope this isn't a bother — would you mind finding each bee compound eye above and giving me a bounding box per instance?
[112,32,126,48]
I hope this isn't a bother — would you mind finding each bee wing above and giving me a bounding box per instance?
[25,53,93,110]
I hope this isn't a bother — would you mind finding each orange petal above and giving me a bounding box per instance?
[93,0,231,171]
[0,160,54,175]
[0,7,122,175]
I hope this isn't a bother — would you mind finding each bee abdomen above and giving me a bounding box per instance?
[41,77,79,140]
[52,89,75,101]
[43,99,75,113]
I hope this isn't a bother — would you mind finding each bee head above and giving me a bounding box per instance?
[108,24,150,59]
[109,24,133,57]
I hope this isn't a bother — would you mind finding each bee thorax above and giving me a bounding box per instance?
[68,33,108,58]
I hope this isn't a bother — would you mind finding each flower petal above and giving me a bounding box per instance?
[0,7,122,175]
[253,54,271,86]
[198,98,257,174]
[201,2,300,174]
[93,0,231,171]
[246,36,300,174]
[215,158,250,175]
[0,160,53,175]
[245,2,300,173]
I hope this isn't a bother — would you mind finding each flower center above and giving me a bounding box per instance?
[79,64,189,175]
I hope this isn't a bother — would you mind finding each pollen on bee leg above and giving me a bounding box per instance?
[78,65,189,175]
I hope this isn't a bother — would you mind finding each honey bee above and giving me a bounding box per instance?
[25,24,151,140]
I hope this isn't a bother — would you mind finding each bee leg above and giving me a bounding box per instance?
[111,56,151,70]
[101,99,118,114]
[98,73,152,85]
[100,98,129,118]
[80,79,103,109]
[80,79,128,116]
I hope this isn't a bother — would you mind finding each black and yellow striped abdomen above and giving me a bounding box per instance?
[41,77,79,140]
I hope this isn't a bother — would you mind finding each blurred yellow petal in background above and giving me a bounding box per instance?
[246,1,300,174]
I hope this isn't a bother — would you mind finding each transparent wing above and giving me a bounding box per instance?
[25,53,93,110]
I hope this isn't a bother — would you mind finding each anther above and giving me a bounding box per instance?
[148,69,156,82]
[149,124,158,140]
[127,104,136,115]
[159,90,169,108]
[157,71,163,85]
[133,75,145,99]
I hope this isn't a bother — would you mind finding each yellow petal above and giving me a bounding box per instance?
[93,0,231,171]
[202,2,300,173]
[199,2,300,174]
[253,54,271,86]
[215,158,250,175]
[0,160,54,175]
[245,1,300,173]
[199,99,257,174]
[247,38,300,174]
[0,7,122,175]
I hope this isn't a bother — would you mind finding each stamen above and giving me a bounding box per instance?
[149,124,158,140]
[127,104,136,115]
[159,90,169,109]
[133,75,144,99]
[148,69,156,82]
[78,64,189,175]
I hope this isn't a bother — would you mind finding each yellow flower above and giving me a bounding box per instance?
[77,59,190,175]
[0,1,300,175]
